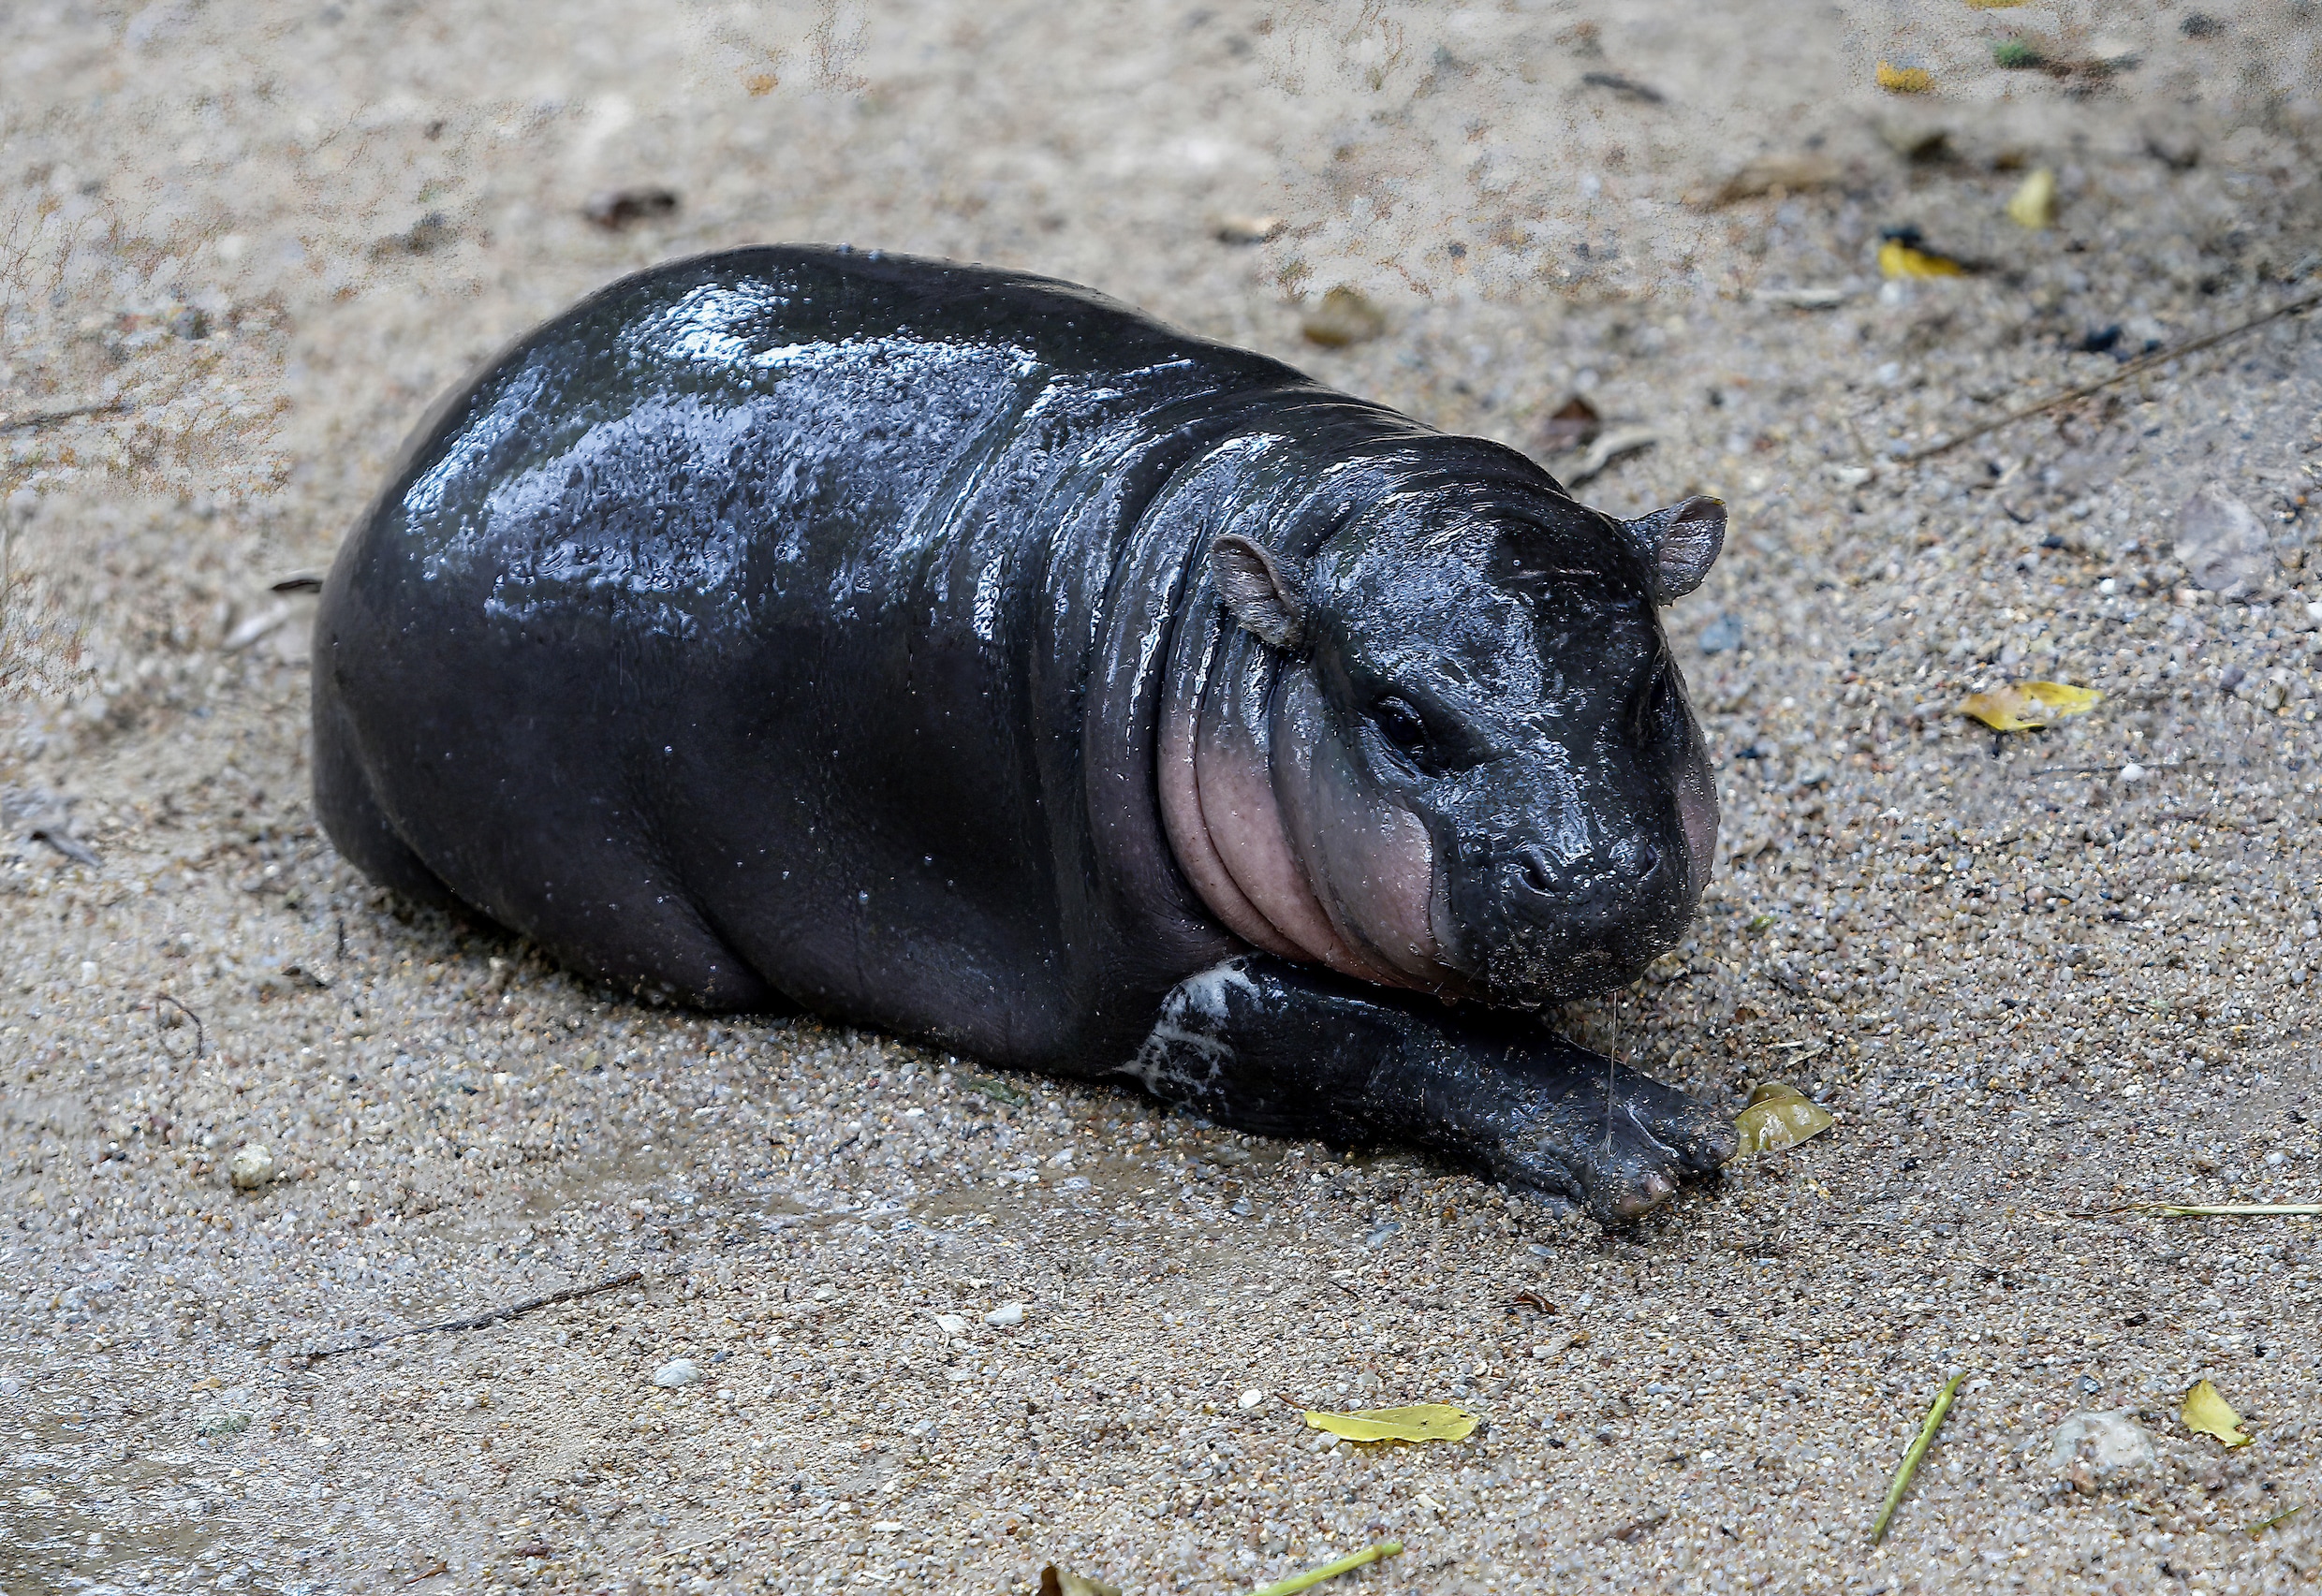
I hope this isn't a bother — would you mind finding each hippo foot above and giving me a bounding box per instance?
[1462,1049,1734,1223]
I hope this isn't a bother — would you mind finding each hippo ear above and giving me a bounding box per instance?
[1620,494,1727,603]
[1209,534,1309,651]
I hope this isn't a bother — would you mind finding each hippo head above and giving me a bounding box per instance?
[1184,482,1723,1008]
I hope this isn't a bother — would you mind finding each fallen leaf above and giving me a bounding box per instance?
[1733,1081,1834,1157]
[1300,286,1387,348]
[1247,1542,1403,1596]
[2183,1380,2252,1447]
[582,187,681,230]
[1878,236,1972,279]
[1875,61,1934,93]
[1598,1508,1670,1544]
[1536,394,1603,454]
[1212,213,1285,244]
[1302,1403,1479,1444]
[2006,167,2058,228]
[1039,1566,1123,1596]
[1699,154,1842,207]
[1509,1291,1557,1314]
[1958,681,2103,731]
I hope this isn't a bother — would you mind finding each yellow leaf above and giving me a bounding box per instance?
[1958,681,2102,732]
[2006,167,2058,229]
[1876,62,1934,93]
[1733,1081,1834,1157]
[1301,1403,1478,1443]
[1039,1567,1122,1596]
[2183,1380,2251,1447]
[1879,238,1971,280]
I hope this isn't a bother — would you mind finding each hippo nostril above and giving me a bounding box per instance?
[1512,844,1558,900]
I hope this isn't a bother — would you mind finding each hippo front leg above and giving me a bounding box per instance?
[1117,956,1734,1222]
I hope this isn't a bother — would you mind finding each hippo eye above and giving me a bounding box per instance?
[1370,695,1432,762]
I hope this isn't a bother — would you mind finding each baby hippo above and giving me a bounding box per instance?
[313,245,1734,1218]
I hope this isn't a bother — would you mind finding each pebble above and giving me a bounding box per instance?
[2173,484,2272,598]
[2049,1410,2158,1486]
[1237,1389,1268,1411]
[933,1312,971,1336]
[652,1359,702,1388]
[1698,612,1745,654]
[227,1145,274,1190]
[983,1301,1025,1327]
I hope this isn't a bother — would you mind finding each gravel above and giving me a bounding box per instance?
[3,3,2320,1593]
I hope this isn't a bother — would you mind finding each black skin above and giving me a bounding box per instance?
[315,245,1733,1221]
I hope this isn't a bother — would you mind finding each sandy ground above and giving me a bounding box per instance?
[5,2,2322,1592]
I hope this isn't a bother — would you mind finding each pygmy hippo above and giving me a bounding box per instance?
[314,246,1735,1219]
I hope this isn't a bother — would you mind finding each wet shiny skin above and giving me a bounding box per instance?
[316,246,1730,1215]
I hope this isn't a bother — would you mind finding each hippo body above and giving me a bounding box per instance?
[316,245,1734,1217]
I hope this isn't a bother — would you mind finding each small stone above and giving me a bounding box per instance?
[933,1312,972,1336]
[984,1301,1025,1327]
[2174,485,2272,599]
[1698,613,1744,654]
[228,1145,274,1190]
[1237,1388,1267,1411]
[652,1358,701,1388]
[2050,1410,2157,1488]
[2119,762,2146,783]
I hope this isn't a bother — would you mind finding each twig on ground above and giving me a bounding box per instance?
[2093,1202,2322,1219]
[1871,1370,1963,1545]
[1248,1541,1402,1596]
[303,1268,643,1360]
[401,1559,449,1586]
[0,398,129,433]
[154,993,205,1060]
[1900,290,2322,464]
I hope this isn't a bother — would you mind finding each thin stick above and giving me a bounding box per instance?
[154,993,205,1060]
[0,399,129,433]
[2117,1203,2322,1219]
[1900,290,2322,464]
[303,1269,643,1360]
[1870,1370,1963,1545]
[1248,1541,1403,1596]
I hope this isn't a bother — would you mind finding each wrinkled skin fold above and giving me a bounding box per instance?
[315,245,1734,1221]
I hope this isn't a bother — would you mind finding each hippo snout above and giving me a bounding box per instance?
[1461,832,1687,1004]
[1506,839,1664,907]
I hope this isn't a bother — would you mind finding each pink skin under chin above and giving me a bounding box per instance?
[1156,708,1303,959]
[1272,670,1448,990]
[1195,708,1397,983]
